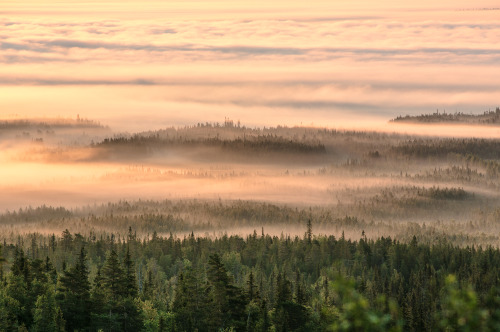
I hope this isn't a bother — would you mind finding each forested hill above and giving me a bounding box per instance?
[91,122,327,162]
[95,133,326,157]
[0,118,107,131]
[2,229,500,331]
[391,108,500,125]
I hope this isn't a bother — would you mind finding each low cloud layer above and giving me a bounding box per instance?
[1,1,500,130]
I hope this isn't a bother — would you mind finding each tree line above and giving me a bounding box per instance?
[2,227,500,331]
[95,133,326,157]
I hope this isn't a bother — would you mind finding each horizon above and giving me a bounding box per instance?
[2,1,500,132]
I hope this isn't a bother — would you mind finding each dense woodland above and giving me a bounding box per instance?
[2,227,500,331]
[0,118,105,131]
[392,108,500,124]
[2,118,500,330]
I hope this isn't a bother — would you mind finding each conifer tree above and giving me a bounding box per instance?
[90,268,107,330]
[57,247,91,331]
[0,288,20,331]
[12,248,30,285]
[32,285,63,332]
[100,249,143,331]
[207,253,246,331]
[172,269,210,332]
[247,271,257,302]
[7,250,32,327]
[44,256,57,285]
[100,249,124,331]
[123,246,138,298]
[0,244,5,281]
[102,249,124,302]
[306,219,312,244]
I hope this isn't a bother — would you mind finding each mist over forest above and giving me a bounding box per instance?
[1,116,500,245]
[4,0,500,330]
[2,115,500,331]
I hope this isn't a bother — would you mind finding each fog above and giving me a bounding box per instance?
[1,119,498,218]
[1,117,499,247]
[3,1,500,223]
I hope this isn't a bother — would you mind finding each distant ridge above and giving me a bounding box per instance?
[391,107,500,125]
[0,117,107,130]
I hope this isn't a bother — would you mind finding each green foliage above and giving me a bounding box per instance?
[0,288,21,330]
[207,253,247,330]
[1,229,500,331]
[329,276,402,332]
[56,247,91,331]
[172,268,211,331]
[0,243,5,280]
[99,249,143,331]
[32,284,64,332]
[437,275,488,331]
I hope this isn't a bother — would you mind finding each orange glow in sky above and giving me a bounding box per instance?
[1,1,500,130]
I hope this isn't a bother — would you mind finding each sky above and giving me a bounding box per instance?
[1,0,500,131]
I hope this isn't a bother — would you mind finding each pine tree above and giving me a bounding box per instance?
[61,229,73,251]
[323,276,330,304]
[44,256,57,285]
[207,253,231,329]
[255,300,270,332]
[12,248,30,286]
[6,258,31,327]
[0,244,5,281]
[102,249,124,302]
[295,270,306,305]
[172,270,210,332]
[0,288,20,331]
[247,271,257,302]
[274,273,309,331]
[57,247,91,331]
[50,234,56,253]
[306,219,312,244]
[90,268,107,330]
[100,249,124,331]
[100,249,143,331]
[142,269,154,301]
[32,285,63,332]
[123,246,138,298]
[207,253,247,330]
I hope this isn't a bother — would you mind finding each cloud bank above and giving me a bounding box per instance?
[1,1,500,130]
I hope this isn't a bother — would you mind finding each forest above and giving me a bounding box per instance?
[2,227,500,331]
[1,117,500,330]
[391,108,500,125]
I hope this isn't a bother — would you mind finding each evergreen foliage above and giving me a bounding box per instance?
[1,229,500,331]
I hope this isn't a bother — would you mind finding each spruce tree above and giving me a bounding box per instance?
[123,246,138,298]
[57,247,91,331]
[0,244,5,281]
[207,253,246,331]
[247,271,257,302]
[32,285,63,332]
[306,219,312,244]
[101,249,124,331]
[101,249,143,331]
[172,270,210,332]
[90,268,107,330]
[0,288,20,331]
[101,249,124,302]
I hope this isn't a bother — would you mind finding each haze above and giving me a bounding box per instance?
[1,1,500,244]
[2,1,500,131]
